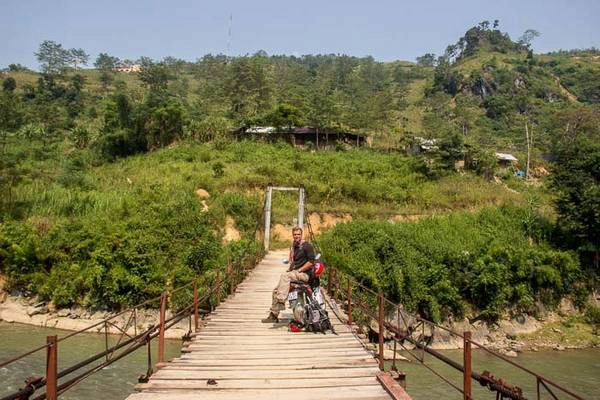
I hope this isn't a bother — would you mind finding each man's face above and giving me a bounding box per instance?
[292,230,302,244]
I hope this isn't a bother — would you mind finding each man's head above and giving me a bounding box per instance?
[291,226,303,244]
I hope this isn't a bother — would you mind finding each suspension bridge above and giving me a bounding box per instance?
[127,250,400,400]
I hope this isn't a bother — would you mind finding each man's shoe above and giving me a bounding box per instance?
[261,312,279,323]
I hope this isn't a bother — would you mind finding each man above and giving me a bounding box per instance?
[262,226,315,323]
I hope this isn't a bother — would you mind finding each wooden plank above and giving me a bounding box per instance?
[163,362,379,370]
[176,357,375,365]
[152,368,380,380]
[376,372,413,400]
[136,376,381,390]
[170,359,378,368]
[127,387,390,400]
[183,343,366,352]
[192,332,352,338]
[191,335,358,342]
[178,351,369,360]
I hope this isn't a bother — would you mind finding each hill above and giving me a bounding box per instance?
[420,25,599,155]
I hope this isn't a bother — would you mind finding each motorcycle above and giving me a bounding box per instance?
[286,254,334,333]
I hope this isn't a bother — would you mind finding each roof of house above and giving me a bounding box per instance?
[414,136,439,151]
[495,152,518,162]
[245,126,277,134]
[235,126,366,137]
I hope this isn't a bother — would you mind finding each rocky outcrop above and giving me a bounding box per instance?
[0,296,189,339]
[195,188,210,199]
[270,213,353,245]
[223,215,241,242]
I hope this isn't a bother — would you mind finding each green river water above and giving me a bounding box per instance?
[1,322,598,399]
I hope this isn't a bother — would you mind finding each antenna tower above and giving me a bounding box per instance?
[227,13,233,58]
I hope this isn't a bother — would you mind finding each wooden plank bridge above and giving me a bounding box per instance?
[127,250,396,400]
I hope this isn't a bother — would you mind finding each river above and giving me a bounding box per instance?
[391,348,600,399]
[1,322,598,399]
[0,322,181,399]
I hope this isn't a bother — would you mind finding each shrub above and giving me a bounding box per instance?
[585,303,600,325]
[319,206,584,321]
[97,129,147,161]
[212,161,225,178]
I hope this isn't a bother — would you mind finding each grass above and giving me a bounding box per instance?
[6,138,537,228]
[519,318,600,348]
[454,49,525,75]
[400,78,427,134]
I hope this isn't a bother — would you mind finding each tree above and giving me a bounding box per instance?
[263,103,303,129]
[344,60,393,133]
[433,60,461,95]
[550,134,600,272]
[65,74,86,117]
[0,91,22,150]
[35,40,71,74]
[94,53,120,71]
[416,53,436,67]
[2,77,16,93]
[98,71,113,93]
[69,48,89,68]
[186,116,231,142]
[8,63,29,72]
[138,57,171,104]
[95,53,120,93]
[143,100,185,148]
[226,56,273,123]
[518,29,541,49]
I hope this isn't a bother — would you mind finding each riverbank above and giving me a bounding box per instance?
[2,293,599,353]
[356,298,599,358]
[422,308,600,355]
[0,295,189,339]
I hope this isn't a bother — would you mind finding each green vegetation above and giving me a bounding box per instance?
[549,120,599,276]
[319,206,584,322]
[541,49,600,103]
[0,132,536,310]
[0,139,265,308]
[0,21,598,316]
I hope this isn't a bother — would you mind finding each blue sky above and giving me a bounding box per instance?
[2,0,599,69]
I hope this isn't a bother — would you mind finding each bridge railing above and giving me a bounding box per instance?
[0,254,258,400]
[323,265,589,400]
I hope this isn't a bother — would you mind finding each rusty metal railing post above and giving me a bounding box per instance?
[104,320,109,361]
[46,335,57,400]
[334,269,339,302]
[193,280,199,332]
[378,292,385,371]
[157,292,167,364]
[228,264,235,295]
[216,271,222,306]
[346,277,352,325]
[463,331,472,400]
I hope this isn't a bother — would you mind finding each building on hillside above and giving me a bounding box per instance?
[116,64,141,73]
[495,152,518,168]
[233,126,367,148]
